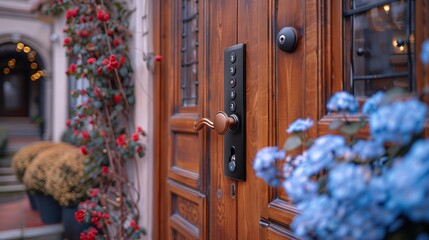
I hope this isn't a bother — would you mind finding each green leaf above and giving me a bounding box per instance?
[119,66,128,78]
[382,88,406,104]
[283,135,302,151]
[339,122,362,135]
[128,95,135,105]
[329,119,343,130]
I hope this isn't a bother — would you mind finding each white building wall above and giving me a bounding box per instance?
[51,17,68,142]
[130,0,154,238]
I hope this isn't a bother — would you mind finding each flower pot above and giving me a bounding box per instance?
[34,193,62,224]
[62,206,92,240]
[26,191,38,211]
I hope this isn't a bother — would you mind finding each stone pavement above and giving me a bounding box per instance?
[0,117,63,240]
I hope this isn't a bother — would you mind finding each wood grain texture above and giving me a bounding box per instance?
[208,0,238,239]
[236,0,274,238]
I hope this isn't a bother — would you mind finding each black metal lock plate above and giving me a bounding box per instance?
[224,44,246,181]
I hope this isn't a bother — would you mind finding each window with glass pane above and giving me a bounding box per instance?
[344,0,415,97]
[181,0,199,106]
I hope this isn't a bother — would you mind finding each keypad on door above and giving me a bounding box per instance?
[224,44,246,181]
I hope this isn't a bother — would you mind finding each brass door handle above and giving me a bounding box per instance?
[194,111,239,135]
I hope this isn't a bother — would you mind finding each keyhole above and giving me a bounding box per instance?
[229,146,236,172]
[279,34,286,44]
[231,183,236,199]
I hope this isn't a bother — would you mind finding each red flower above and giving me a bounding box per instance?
[87,228,98,240]
[130,220,140,230]
[113,38,122,47]
[89,188,99,198]
[107,29,114,36]
[120,56,127,64]
[63,37,72,46]
[81,89,87,95]
[96,10,110,22]
[94,86,102,98]
[74,209,85,223]
[87,57,96,65]
[81,145,88,155]
[67,63,77,74]
[132,133,139,141]
[116,134,126,147]
[113,93,122,104]
[155,55,163,62]
[66,119,71,127]
[80,16,86,23]
[66,8,78,20]
[101,166,108,175]
[107,60,119,71]
[80,30,89,38]
[137,127,144,133]
[97,67,103,75]
[110,54,116,62]
[137,146,143,153]
[80,233,87,240]
[102,59,109,66]
[81,131,90,141]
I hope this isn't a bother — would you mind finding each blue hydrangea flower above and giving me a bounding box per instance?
[352,139,385,161]
[301,135,346,174]
[327,91,359,114]
[369,98,427,145]
[328,164,368,200]
[362,91,385,115]
[292,195,341,239]
[283,166,319,202]
[421,39,429,64]
[286,118,314,133]
[253,147,285,187]
[385,139,429,221]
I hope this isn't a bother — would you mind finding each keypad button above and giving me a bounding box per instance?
[230,65,236,75]
[230,77,236,87]
[230,53,236,63]
[230,101,236,112]
[230,89,236,100]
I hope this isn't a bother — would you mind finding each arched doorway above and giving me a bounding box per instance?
[0,42,45,119]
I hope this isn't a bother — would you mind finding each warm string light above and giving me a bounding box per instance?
[383,4,390,13]
[12,43,46,81]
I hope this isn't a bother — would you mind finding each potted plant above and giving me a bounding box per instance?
[45,148,91,239]
[11,141,57,210]
[22,143,76,224]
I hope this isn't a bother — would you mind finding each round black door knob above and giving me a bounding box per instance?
[276,27,298,53]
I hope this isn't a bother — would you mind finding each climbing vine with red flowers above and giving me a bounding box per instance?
[45,0,145,239]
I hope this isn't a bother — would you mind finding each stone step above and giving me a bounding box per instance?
[0,224,64,240]
[0,175,19,186]
[0,159,11,168]
[0,184,25,193]
[0,167,14,176]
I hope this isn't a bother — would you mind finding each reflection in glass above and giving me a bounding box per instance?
[181,0,199,107]
[345,0,415,96]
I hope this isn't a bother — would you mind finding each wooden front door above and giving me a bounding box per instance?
[154,0,320,239]
[154,0,428,239]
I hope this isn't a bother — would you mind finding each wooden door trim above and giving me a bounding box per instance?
[153,0,163,238]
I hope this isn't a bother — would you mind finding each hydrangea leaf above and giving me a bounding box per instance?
[329,119,343,130]
[340,122,362,136]
[283,135,302,151]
